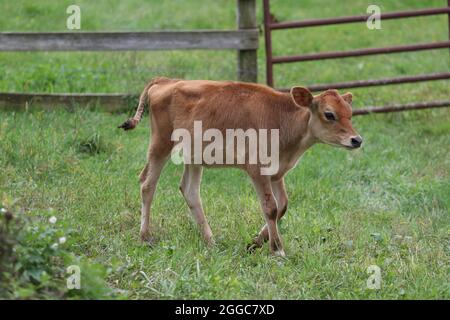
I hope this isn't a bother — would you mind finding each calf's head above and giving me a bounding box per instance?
[291,87,363,149]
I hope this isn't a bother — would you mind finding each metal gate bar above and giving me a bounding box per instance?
[272,41,450,64]
[263,0,450,115]
[277,72,450,92]
[353,100,450,116]
[269,6,450,29]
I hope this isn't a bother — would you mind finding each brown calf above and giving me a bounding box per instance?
[119,77,362,256]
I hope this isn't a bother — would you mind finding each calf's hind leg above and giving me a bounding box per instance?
[139,139,171,242]
[180,164,214,246]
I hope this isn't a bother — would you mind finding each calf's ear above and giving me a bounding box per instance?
[341,92,353,104]
[290,86,313,108]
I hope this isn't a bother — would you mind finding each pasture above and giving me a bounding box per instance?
[0,0,449,299]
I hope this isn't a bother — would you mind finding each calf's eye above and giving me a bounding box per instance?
[324,112,336,121]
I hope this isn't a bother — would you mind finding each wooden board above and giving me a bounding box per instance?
[0,30,259,51]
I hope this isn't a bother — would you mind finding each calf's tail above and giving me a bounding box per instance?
[118,81,154,131]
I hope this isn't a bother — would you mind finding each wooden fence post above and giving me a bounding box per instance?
[237,0,257,82]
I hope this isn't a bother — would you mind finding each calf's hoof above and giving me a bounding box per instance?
[140,230,154,245]
[272,249,286,258]
[205,237,216,247]
[246,239,263,253]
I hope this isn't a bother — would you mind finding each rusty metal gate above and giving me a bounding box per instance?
[262,0,450,115]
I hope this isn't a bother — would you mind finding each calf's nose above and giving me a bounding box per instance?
[350,136,362,148]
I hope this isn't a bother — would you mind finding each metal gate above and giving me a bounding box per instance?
[262,0,450,115]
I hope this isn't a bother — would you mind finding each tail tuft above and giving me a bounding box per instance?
[118,118,137,131]
[118,80,155,131]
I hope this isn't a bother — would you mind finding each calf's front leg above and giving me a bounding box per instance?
[248,172,285,257]
[248,178,288,252]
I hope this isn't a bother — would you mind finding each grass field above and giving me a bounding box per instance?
[0,0,449,299]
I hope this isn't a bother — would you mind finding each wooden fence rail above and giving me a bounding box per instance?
[0,30,258,51]
[0,92,135,111]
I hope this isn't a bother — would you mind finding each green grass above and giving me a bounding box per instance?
[0,0,449,299]
[1,108,449,299]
